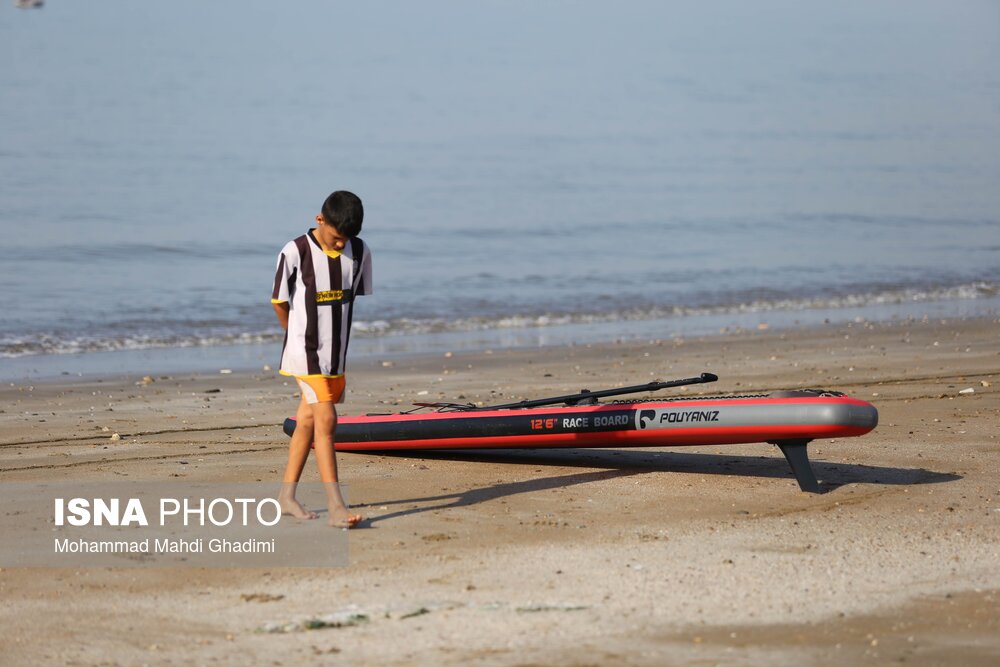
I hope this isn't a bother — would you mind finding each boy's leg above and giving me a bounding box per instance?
[310,400,362,528]
[278,392,318,519]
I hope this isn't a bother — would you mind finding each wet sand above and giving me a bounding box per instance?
[1,316,998,666]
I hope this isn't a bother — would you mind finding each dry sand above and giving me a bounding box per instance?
[1,316,998,666]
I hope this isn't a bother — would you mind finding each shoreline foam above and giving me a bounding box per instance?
[3,293,999,382]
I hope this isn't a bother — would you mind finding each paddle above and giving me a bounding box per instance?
[478,373,719,410]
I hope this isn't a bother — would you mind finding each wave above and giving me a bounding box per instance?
[352,281,1000,334]
[0,241,275,263]
[1,281,997,358]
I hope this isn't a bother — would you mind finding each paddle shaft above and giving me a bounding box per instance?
[479,373,719,410]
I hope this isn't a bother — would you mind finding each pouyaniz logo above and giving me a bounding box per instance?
[635,408,721,429]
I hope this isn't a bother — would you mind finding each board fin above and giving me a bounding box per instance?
[772,439,821,493]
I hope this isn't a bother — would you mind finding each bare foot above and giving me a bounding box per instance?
[279,498,318,520]
[328,506,363,528]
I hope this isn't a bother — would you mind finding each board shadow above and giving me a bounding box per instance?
[352,446,960,495]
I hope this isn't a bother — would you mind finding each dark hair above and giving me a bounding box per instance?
[321,191,364,236]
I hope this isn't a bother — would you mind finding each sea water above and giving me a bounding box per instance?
[2,0,998,379]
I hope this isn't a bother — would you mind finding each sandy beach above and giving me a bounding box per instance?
[1,316,998,666]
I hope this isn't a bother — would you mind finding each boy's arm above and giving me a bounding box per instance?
[272,301,290,331]
[272,246,295,330]
[357,242,373,296]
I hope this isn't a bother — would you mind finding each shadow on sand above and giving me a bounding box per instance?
[351,448,960,525]
[358,467,639,525]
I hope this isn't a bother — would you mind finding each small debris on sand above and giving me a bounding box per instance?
[241,593,285,603]
[516,603,589,613]
[422,533,452,542]
[259,611,369,634]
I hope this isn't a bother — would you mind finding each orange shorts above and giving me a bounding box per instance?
[295,375,346,405]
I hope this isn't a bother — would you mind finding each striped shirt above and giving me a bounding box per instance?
[271,230,373,378]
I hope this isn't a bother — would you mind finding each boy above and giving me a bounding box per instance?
[271,191,372,528]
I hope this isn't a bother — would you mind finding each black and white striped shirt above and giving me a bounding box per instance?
[271,230,373,378]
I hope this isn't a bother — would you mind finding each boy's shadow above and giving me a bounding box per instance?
[352,448,960,525]
[356,467,640,525]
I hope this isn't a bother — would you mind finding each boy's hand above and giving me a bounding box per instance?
[272,301,290,331]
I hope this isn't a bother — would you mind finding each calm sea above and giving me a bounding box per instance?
[2,1,999,379]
